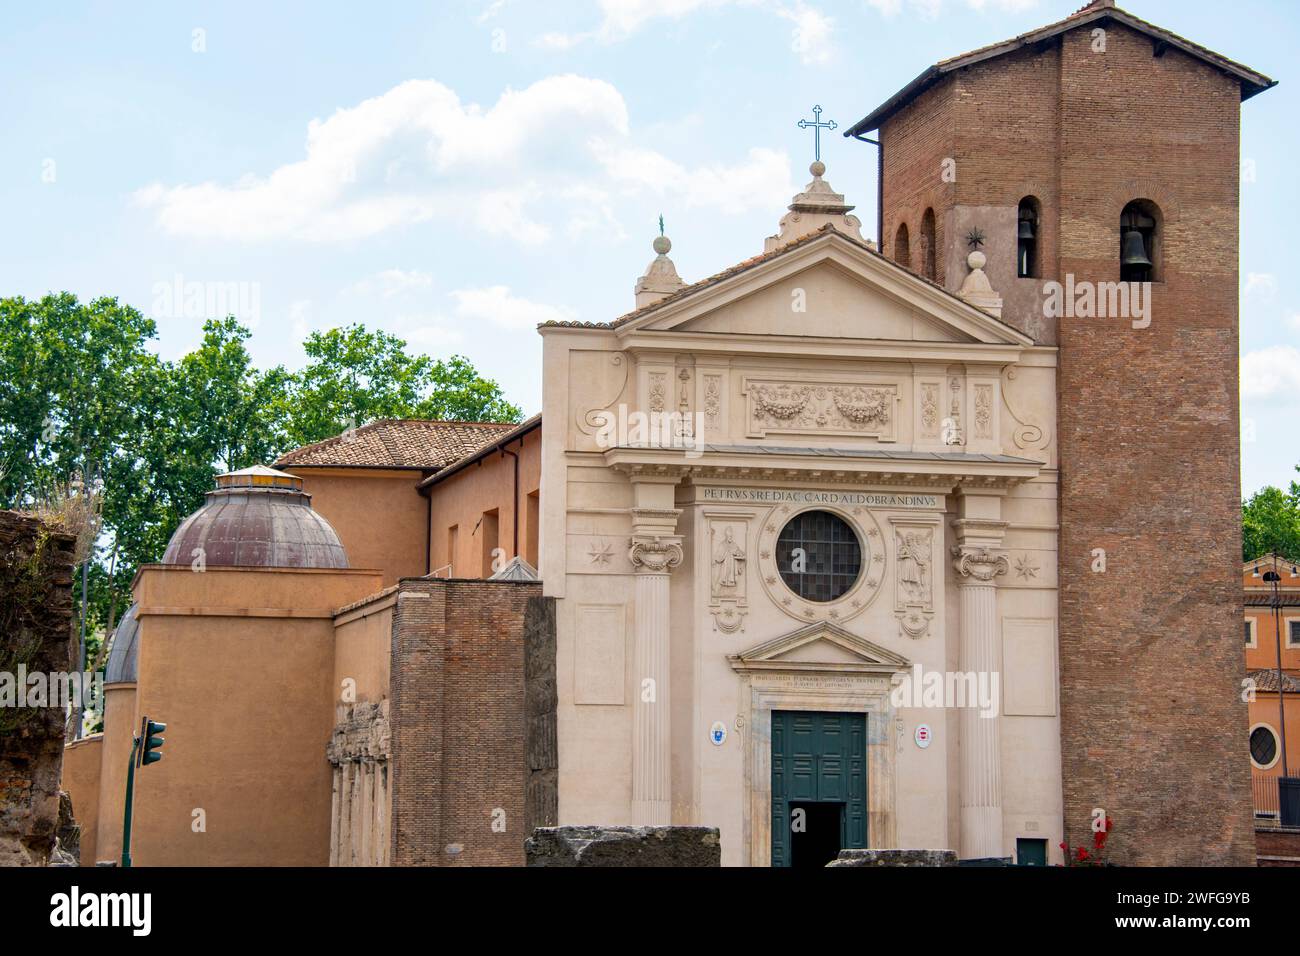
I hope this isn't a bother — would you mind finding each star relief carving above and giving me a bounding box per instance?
[1014,554,1040,580]
[587,540,615,566]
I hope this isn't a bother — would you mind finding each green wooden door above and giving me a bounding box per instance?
[770,711,867,867]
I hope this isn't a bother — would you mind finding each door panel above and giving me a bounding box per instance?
[770,710,867,867]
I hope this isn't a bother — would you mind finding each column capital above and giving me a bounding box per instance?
[951,545,1008,583]
[630,534,684,574]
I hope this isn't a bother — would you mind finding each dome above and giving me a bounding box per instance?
[104,602,140,684]
[161,465,349,569]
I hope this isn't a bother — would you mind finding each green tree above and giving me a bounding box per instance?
[0,294,158,504]
[286,321,522,442]
[2,298,521,645]
[283,324,520,446]
[1242,483,1300,562]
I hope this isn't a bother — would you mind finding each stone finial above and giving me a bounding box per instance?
[766,162,866,252]
[635,232,686,309]
[956,250,1003,318]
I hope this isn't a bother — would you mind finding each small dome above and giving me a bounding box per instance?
[105,603,140,684]
[162,466,349,569]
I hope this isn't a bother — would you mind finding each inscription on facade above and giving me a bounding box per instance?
[700,488,941,509]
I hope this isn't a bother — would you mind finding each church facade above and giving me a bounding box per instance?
[59,1,1274,867]
[539,177,1060,866]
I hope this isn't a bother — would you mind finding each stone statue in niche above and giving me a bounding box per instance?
[709,521,748,633]
[896,531,931,604]
[712,525,746,595]
[893,526,935,640]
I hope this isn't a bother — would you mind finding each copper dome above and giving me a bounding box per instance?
[162,465,349,569]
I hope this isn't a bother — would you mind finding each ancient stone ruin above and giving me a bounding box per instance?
[0,509,78,866]
[525,826,721,867]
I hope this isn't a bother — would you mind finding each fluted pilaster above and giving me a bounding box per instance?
[952,544,1008,859]
[629,533,682,824]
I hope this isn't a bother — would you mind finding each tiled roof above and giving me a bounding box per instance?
[275,419,520,470]
[845,1,1275,137]
[1247,670,1300,694]
[540,223,1025,339]
[419,413,542,488]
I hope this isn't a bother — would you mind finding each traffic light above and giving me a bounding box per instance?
[141,717,166,766]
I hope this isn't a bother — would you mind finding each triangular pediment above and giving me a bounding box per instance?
[728,621,912,675]
[616,228,1031,348]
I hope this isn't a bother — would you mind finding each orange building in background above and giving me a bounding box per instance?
[60,419,545,866]
[1244,555,1300,833]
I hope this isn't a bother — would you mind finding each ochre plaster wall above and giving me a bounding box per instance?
[427,427,541,579]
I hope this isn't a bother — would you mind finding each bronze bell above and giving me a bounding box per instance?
[1018,218,1035,240]
[1121,228,1152,267]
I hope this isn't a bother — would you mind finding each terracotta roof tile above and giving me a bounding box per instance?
[274,419,519,470]
[846,2,1275,136]
[1247,670,1300,695]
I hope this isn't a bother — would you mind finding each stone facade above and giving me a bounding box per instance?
[0,510,77,866]
[540,173,1060,865]
[388,578,555,865]
[873,10,1264,866]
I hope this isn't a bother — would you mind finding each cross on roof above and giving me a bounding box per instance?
[797,105,837,163]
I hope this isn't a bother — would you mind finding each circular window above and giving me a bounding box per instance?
[776,510,863,603]
[1251,726,1279,769]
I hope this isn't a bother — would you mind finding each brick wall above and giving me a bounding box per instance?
[388,577,554,866]
[878,19,1257,864]
[0,510,77,866]
[1256,827,1300,867]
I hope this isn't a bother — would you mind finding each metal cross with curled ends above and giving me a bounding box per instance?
[797,105,837,163]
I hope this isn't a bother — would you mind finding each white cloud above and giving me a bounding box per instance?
[868,0,1038,16]
[536,0,833,63]
[346,269,434,298]
[393,314,465,349]
[1242,345,1300,401]
[777,3,835,65]
[594,142,794,213]
[1245,272,1277,301]
[450,286,578,330]
[135,75,789,244]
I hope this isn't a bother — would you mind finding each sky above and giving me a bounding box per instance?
[1,0,1296,494]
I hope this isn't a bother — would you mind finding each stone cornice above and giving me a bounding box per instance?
[604,446,1041,489]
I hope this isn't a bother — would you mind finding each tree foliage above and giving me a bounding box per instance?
[0,294,521,640]
[1243,482,1300,563]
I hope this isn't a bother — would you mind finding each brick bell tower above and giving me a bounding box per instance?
[846,0,1275,864]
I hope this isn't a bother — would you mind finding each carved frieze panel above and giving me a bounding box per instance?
[888,518,939,640]
[974,384,993,440]
[702,372,724,438]
[707,518,749,633]
[919,381,941,439]
[648,371,668,414]
[743,377,900,441]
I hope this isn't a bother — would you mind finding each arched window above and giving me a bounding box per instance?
[1017,197,1040,279]
[1120,199,1161,283]
[894,223,911,270]
[920,208,936,280]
